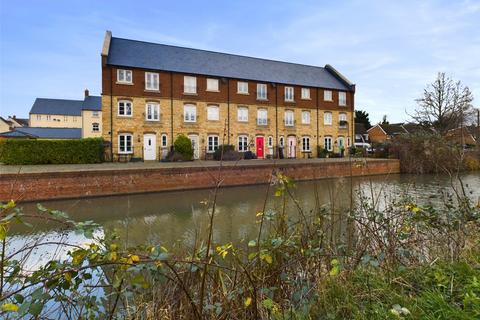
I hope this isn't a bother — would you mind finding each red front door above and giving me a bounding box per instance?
[256,137,264,158]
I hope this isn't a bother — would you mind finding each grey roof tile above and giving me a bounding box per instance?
[30,96,102,116]
[14,127,81,139]
[107,37,353,91]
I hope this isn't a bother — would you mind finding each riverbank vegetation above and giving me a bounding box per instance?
[1,171,479,319]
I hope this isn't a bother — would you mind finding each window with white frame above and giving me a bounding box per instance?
[207,105,219,121]
[238,135,248,152]
[237,81,248,94]
[92,111,99,118]
[146,103,160,121]
[257,109,268,125]
[302,136,311,152]
[36,115,41,120]
[72,117,77,122]
[161,134,168,148]
[118,100,132,116]
[46,115,51,121]
[324,112,332,125]
[184,104,197,122]
[117,69,132,84]
[207,135,219,153]
[145,72,159,90]
[206,78,219,91]
[339,92,347,106]
[324,136,333,151]
[301,88,310,99]
[257,83,267,100]
[118,134,133,154]
[184,76,197,94]
[268,136,273,147]
[285,110,294,126]
[339,113,347,128]
[285,87,294,102]
[237,107,248,122]
[92,123,99,132]
[301,111,310,124]
[324,90,333,101]
[64,116,68,122]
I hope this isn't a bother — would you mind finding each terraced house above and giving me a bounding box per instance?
[101,31,355,161]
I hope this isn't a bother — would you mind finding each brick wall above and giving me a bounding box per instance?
[0,159,400,202]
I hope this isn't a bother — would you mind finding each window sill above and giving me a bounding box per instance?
[183,92,198,96]
[256,98,269,102]
[301,123,311,125]
[117,115,133,118]
[144,89,160,93]
[116,81,134,86]
[145,119,161,122]
[206,89,220,93]
[183,121,198,124]
[301,98,311,101]
[339,105,347,107]
[285,100,295,103]
[237,92,249,95]
[324,99,333,102]
[207,119,220,122]
[237,120,249,123]
[301,151,312,153]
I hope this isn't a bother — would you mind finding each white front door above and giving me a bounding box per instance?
[287,136,296,158]
[143,134,156,160]
[188,134,199,159]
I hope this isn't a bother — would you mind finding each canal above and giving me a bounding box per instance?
[9,172,480,255]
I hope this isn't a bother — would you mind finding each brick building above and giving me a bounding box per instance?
[101,31,355,161]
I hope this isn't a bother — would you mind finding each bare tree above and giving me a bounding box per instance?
[412,72,474,135]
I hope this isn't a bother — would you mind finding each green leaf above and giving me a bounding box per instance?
[0,224,6,241]
[29,302,43,316]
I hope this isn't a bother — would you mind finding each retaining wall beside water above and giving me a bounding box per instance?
[0,159,400,202]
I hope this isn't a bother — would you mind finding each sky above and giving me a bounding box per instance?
[0,0,479,123]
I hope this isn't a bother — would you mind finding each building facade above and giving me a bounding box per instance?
[28,90,102,138]
[101,31,355,161]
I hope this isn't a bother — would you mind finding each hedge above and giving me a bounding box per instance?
[0,138,104,165]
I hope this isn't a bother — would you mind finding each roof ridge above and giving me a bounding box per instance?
[111,36,328,71]
[36,97,84,103]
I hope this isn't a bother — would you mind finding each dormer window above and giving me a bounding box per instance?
[117,69,132,84]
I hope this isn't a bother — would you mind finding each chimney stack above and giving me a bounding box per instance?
[84,89,89,98]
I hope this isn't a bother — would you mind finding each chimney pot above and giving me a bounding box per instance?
[84,89,89,97]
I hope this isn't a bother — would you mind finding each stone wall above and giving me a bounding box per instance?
[0,159,400,202]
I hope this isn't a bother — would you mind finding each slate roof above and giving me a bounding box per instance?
[14,118,29,126]
[381,124,408,136]
[30,96,101,116]
[0,130,36,138]
[106,37,354,91]
[82,96,102,111]
[12,127,81,139]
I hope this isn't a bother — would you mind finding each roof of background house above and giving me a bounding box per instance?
[105,36,354,91]
[82,96,102,111]
[381,123,409,136]
[0,130,36,138]
[355,123,368,135]
[13,127,82,139]
[30,96,101,116]
[13,118,29,126]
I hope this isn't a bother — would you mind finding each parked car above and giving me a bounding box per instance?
[354,142,374,153]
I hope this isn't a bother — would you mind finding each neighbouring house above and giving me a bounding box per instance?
[29,89,102,138]
[367,123,409,144]
[101,31,356,161]
[0,127,81,140]
[445,127,477,146]
[0,117,10,133]
[354,123,369,144]
[0,116,28,132]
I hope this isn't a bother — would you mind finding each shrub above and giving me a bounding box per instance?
[317,147,328,158]
[213,144,237,161]
[173,134,193,161]
[0,138,104,165]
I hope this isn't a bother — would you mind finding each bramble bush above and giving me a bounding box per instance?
[0,138,104,165]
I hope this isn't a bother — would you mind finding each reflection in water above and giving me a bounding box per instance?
[11,173,480,250]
